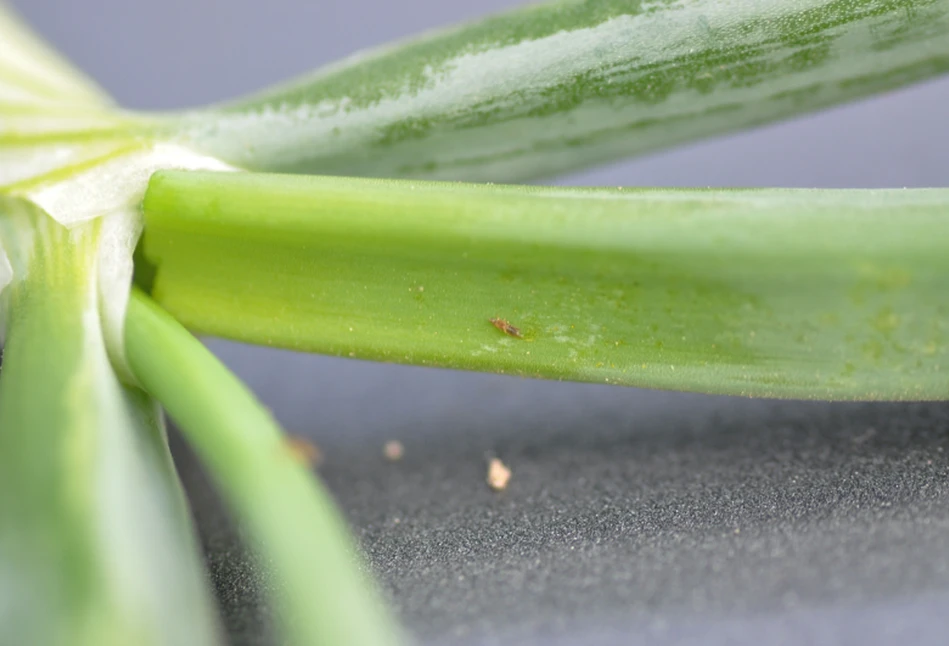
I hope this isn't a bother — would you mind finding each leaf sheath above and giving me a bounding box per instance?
[0,201,221,646]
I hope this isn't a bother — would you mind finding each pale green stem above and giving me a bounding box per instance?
[0,201,221,646]
[124,288,406,646]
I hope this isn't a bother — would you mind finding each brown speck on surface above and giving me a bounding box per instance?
[487,457,511,491]
[383,440,405,461]
[489,317,523,339]
[285,436,323,468]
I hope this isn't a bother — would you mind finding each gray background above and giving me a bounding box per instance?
[12,1,949,645]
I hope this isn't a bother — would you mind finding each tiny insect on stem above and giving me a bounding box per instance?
[489,317,523,339]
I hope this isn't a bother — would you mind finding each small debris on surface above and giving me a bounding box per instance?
[852,427,876,444]
[486,457,511,491]
[285,436,323,468]
[489,317,523,339]
[383,440,405,461]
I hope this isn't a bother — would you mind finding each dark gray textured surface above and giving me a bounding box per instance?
[328,393,949,645]
[171,363,949,645]
[13,1,949,644]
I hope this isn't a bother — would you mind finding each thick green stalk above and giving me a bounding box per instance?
[172,0,949,182]
[141,170,949,401]
[0,200,221,646]
[124,289,405,646]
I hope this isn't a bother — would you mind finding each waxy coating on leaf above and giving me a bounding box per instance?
[175,0,949,182]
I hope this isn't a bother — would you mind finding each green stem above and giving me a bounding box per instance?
[141,170,949,401]
[124,288,405,646]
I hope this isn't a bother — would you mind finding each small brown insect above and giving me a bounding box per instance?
[489,317,523,339]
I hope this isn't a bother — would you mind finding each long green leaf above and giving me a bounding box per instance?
[0,2,111,108]
[124,289,405,646]
[170,0,949,182]
[0,4,157,149]
[141,170,949,401]
[0,199,221,646]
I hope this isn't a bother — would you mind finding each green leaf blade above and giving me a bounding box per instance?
[142,170,949,401]
[0,3,113,109]
[172,0,949,182]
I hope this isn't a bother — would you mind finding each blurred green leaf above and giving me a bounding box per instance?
[172,0,949,181]
[0,3,153,143]
[125,289,405,646]
[0,2,111,108]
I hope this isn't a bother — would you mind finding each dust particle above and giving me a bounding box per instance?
[383,440,405,461]
[487,457,511,491]
[286,436,323,468]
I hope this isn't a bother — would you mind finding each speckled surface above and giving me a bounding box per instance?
[171,356,949,645]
